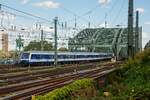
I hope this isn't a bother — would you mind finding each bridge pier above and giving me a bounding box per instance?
[95,74,108,89]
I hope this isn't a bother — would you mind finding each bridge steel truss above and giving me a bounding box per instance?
[68,28,142,59]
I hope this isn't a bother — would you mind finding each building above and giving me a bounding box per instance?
[0,25,70,51]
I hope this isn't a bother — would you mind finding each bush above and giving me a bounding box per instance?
[34,79,96,100]
[98,49,150,99]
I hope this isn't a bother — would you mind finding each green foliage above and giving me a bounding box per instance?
[126,49,150,67]
[35,79,95,100]
[0,50,17,59]
[24,40,53,51]
[58,47,68,52]
[16,35,24,50]
[98,49,150,99]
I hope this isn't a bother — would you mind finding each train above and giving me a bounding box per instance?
[19,51,113,66]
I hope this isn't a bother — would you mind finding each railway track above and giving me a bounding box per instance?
[0,63,117,100]
[0,64,97,85]
[0,61,113,74]
[0,61,119,86]
[0,62,95,74]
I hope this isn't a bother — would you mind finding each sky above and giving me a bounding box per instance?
[0,0,150,48]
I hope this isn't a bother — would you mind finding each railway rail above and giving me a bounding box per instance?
[0,61,113,74]
[0,62,100,74]
[0,61,118,86]
[0,62,119,100]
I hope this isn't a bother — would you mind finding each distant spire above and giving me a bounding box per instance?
[105,13,107,28]
[88,22,90,28]
[75,15,77,28]
[65,22,67,29]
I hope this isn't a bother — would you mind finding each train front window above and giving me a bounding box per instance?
[21,53,29,59]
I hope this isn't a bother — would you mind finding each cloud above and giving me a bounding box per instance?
[34,1,61,9]
[98,0,111,5]
[136,8,145,13]
[143,32,149,39]
[19,0,29,4]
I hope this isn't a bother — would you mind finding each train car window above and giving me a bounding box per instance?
[31,54,41,59]
[90,55,92,58]
[92,55,94,58]
[77,55,80,58]
[62,55,65,59]
[70,55,73,58]
[81,55,84,58]
[87,55,89,58]
[47,55,51,59]
[73,55,76,59]
[57,55,60,59]
[21,53,29,59]
[49,55,54,59]
[66,55,70,59]
[58,55,63,59]
[79,55,82,58]
[74,55,77,59]
[78,55,84,58]
[64,55,67,58]
[81,55,85,58]
[89,55,92,58]
[41,55,51,59]
[87,55,90,58]
[70,55,74,59]
[58,55,65,59]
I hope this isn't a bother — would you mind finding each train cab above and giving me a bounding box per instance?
[19,52,30,66]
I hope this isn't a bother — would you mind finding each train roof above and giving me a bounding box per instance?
[21,51,112,55]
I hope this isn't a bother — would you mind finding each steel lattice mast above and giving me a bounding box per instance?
[128,0,134,58]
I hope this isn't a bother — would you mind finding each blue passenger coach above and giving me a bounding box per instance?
[19,51,112,66]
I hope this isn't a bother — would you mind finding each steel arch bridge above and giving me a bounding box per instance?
[145,40,150,49]
[68,28,142,59]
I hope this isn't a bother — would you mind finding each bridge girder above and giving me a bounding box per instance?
[68,28,142,58]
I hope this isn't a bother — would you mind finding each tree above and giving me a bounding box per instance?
[58,47,68,52]
[16,35,24,51]
[0,50,12,59]
[24,40,53,51]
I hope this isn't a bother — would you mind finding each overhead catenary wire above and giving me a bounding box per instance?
[0,4,70,50]
[111,0,126,26]
[82,4,100,16]
[61,2,105,28]
[1,4,52,23]
[97,0,118,27]
[0,4,54,33]
[60,7,97,28]
[60,0,121,28]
